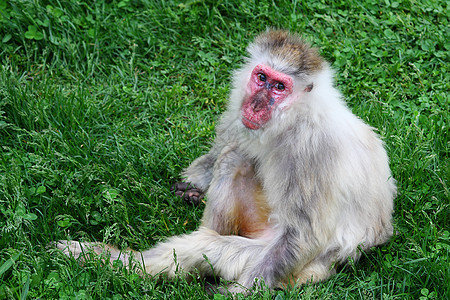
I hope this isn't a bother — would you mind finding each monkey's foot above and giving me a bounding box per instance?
[55,240,106,260]
[171,182,204,205]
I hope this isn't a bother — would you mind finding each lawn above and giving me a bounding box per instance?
[0,0,448,299]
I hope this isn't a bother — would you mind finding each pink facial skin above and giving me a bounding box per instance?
[241,64,293,130]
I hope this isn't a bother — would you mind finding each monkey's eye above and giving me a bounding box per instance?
[275,82,285,91]
[257,73,267,82]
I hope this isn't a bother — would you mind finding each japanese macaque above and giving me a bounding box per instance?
[57,30,396,294]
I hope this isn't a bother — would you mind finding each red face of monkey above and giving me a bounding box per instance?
[241,64,293,130]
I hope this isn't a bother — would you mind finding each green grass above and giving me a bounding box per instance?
[0,0,448,299]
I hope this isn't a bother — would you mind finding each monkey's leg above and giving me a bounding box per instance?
[282,252,337,287]
[142,227,325,294]
[147,146,270,289]
[57,228,267,283]
[56,240,139,268]
[139,227,267,281]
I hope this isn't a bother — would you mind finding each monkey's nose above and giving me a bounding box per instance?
[252,99,264,112]
[252,93,269,112]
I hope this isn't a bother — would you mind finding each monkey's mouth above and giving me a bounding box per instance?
[241,116,262,130]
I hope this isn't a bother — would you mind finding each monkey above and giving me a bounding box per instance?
[57,30,396,294]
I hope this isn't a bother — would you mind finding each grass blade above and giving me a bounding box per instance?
[0,252,21,277]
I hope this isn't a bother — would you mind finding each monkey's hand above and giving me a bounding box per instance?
[171,182,204,205]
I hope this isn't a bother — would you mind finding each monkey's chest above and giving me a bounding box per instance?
[231,165,272,239]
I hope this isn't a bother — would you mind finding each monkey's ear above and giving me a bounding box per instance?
[304,83,313,92]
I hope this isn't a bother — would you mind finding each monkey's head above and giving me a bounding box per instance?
[240,30,324,130]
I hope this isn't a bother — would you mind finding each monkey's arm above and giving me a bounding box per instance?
[181,150,217,191]
[172,141,228,205]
